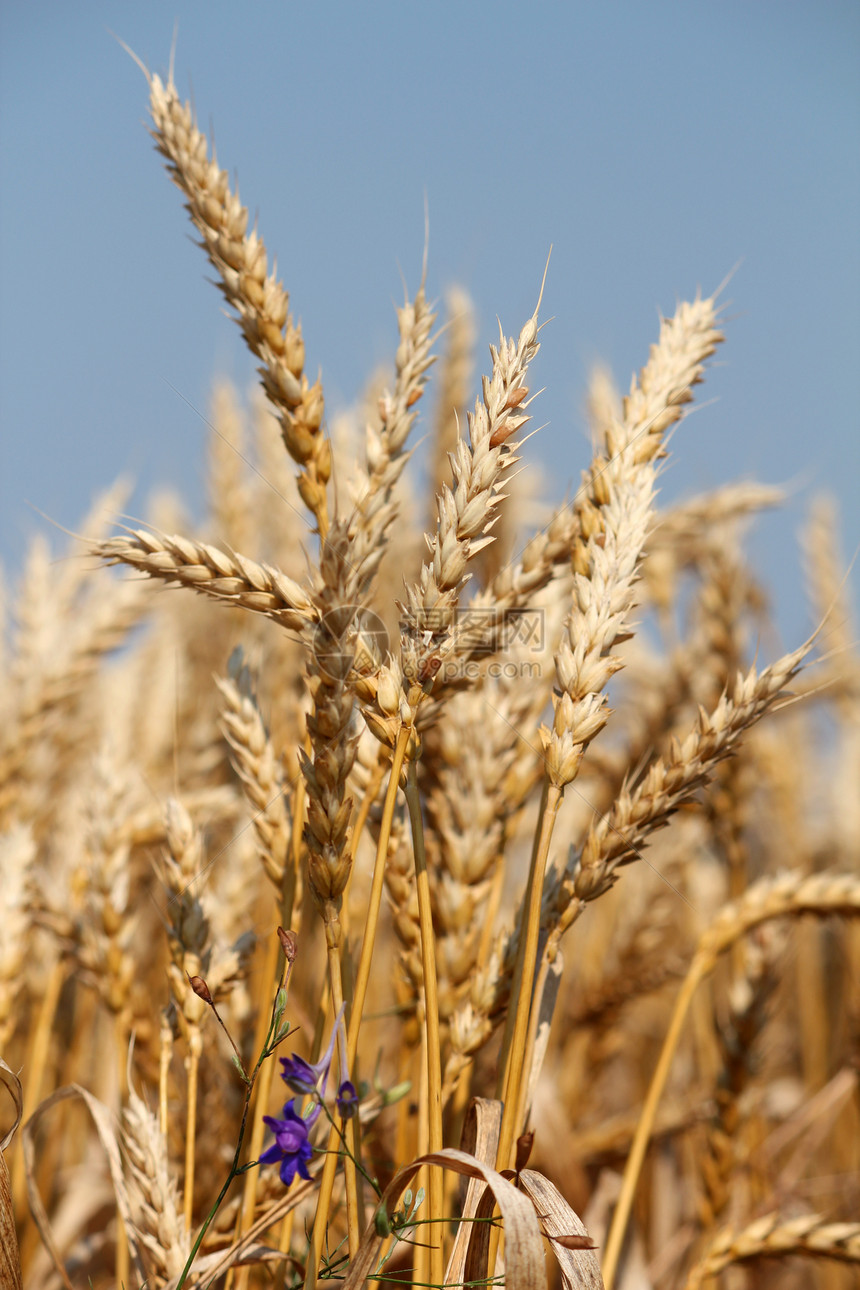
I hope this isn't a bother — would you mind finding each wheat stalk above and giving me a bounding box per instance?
[603,867,860,1288]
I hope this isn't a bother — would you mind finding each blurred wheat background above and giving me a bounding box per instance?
[1,5,859,1290]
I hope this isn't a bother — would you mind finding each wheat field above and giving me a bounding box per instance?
[1,54,859,1290]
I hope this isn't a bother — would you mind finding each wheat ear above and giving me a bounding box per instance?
[348,280,436,587]
[494,294,722,1193]
[698,927,783,1228]
[216,668,296,916]
[122,1078,189,1285]
[145,70,330,531]
[444,634,811,1110]
[684,1212,860,1288]
[207,380,255,555]
[94,529,317,632]
[430,287,476,512]
[548,292,723,788]
[0,826,36,1050]
[399,303,543,683]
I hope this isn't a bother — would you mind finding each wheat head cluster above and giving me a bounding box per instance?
[1,52,859,1290]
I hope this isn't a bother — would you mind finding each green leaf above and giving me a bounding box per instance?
[381,1079,411,1106]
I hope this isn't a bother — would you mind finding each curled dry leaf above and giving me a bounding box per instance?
[343,1147,547,1290]
[0,1059,22,1153]
[518,1168,604,1289]
[446,1097,504,1287]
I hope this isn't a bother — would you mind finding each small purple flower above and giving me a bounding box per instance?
[259,1100,319,1187]
[336,1079,358,1120]
[278,1052,323,1096]
[279,1004,346,1099]
[277,1004,360,1122]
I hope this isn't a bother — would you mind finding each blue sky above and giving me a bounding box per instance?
[2,1,858,648]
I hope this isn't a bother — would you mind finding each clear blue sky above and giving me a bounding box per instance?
[2,1,858,648]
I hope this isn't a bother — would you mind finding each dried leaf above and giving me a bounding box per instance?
[343,1146,547,1290]
[519,1168,604,1288]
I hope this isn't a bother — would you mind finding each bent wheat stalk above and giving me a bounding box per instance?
[602,869,860,1290]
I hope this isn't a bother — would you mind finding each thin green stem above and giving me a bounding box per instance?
[317,1100,380,1196]
[234,932,283,1290]
[174,948,294,1290]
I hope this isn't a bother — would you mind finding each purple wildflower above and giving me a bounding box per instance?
[277,1003,360,1122]
[279,1003,346,1099]
[336,1079,359,1120]
[277,1052,322,1096]
[259,1099,319,1187]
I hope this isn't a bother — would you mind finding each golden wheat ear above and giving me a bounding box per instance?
[117,39,333,535]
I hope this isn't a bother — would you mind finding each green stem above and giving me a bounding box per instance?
[174,953,293,1290]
